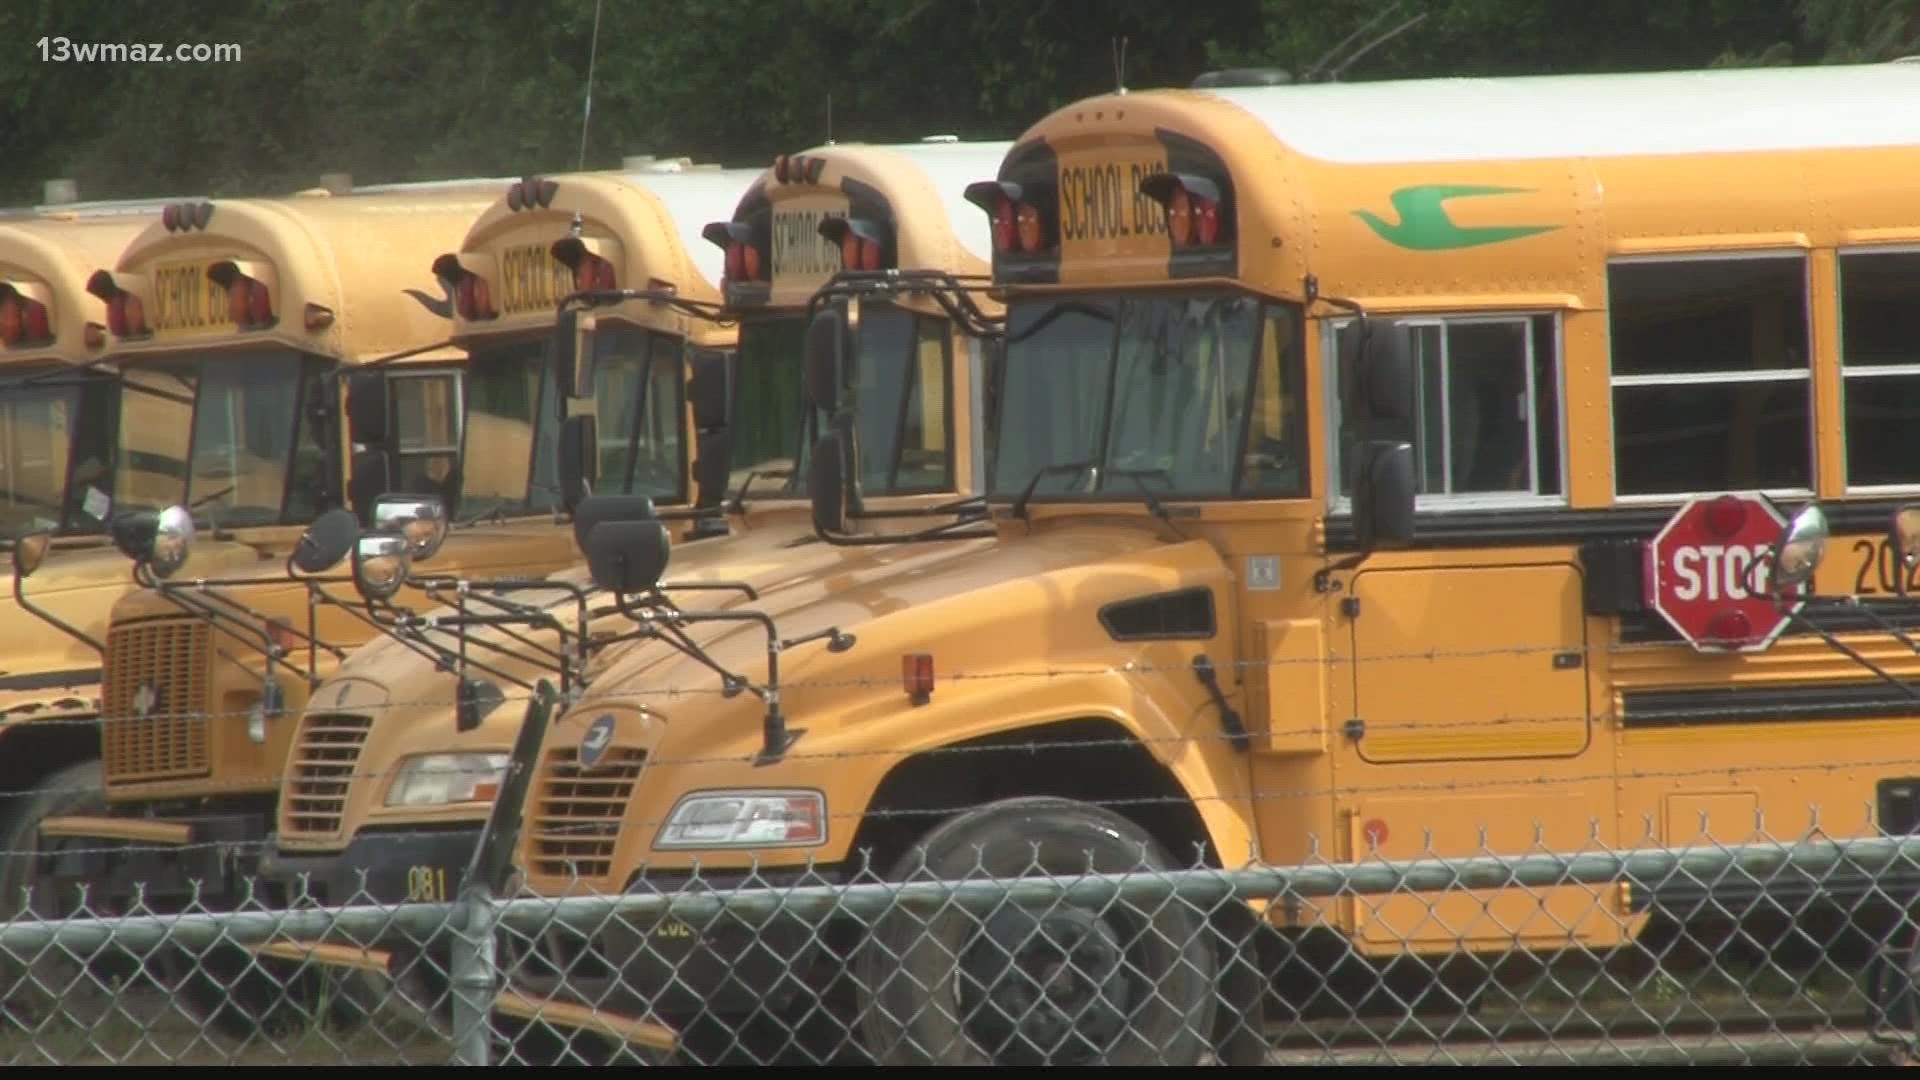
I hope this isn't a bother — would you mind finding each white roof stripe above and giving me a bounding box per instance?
[1193,62,1920,164]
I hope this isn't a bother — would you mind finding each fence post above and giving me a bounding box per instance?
[447,677,560,1065]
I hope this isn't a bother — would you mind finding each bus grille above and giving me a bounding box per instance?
[102,620,212,784]
[529,746,646,884]
[281,712,374,839]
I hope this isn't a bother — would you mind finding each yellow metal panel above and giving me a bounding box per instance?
[1343,792,1640,953]
[1349,563,1591,763]
[1250,618,1328,756]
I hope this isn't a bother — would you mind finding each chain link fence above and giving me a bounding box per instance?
[1,821,1920,1064]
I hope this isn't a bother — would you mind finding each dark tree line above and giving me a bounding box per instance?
[2,0,1914,206]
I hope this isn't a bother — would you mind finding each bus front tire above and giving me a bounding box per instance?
[853,795,1219,1066]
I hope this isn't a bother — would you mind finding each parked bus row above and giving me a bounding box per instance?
[2,57,1920,1064]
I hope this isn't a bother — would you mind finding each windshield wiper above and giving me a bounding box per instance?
[1108,466,1190,539]
[1009,460,1095,521]
[726,467,792,513]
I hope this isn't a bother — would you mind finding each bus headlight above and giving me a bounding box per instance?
[654,790,825,849]
[384,752,509,807]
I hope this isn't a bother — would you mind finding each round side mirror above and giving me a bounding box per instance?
[1893,504,1920,569]
[14,531,51,579]
[1769,503,1828,593]
[148,505,195,580]
[290,508,360,574]
[352,531,413,602]
[374,496,448,562]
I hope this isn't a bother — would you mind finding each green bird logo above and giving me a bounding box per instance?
[1353,185,1559,251]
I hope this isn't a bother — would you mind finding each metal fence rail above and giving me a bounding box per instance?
[1,829,1919,1064]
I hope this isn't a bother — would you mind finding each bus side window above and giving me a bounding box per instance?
[389,370,463,501]
[1606,253,1811,497]
[1329,313,1561,505]
[1837,250,1920,491]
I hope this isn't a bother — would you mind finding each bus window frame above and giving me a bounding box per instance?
[986,285,1302,506]
[116,348,334,529]
[1603,247,1816,507]
[455,329,560,519]
[589,321,692,506]
[1835,242,1920,497]
[384,365,466,500]
[1323,308,1569,517]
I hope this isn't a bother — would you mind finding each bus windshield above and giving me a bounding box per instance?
[113,351,331,528]
[0,373,114,537]
[458,339,559,520]
[845,301,953,495]
[989,290,1307,501]
[728,314,810,494]
[589,326,688,503]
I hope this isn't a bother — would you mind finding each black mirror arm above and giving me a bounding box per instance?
[1792,592,1920,657]
[608,589,757,699]
[135,572,333,689]
[557,287,736,327]
[1772,596,1920,702]
[13,567,104,658]
[1303,272,1367,320]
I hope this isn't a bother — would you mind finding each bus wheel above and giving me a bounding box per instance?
[853,795,1218,1066]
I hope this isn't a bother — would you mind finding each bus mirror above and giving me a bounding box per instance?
[346,370,388,446]
[570,493,656,553]
[1894,503,1920,574]
[289,508,359,574]
[351,531,413,602]
[349,448,392,524]
[1350,440,1415,551]
[1344,315,1420,424]
[689,349,730,431]
[808,430,849,536]
[1769,502,1828,594]
[693,430,732,511]
[805,305,850,414]
[373,495,449,562]
[112,505,194,579]
[584,519,671,595]
[13,531,50,579]
[557,310,595,401]
[558,413,598,513]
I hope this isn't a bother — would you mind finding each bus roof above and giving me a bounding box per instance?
[0,208,169,367]
[440,167,763,336]
[96,179,514,366]
[718,138,1013,310]
[988,61,1920,308]
[1192,61,1920,165]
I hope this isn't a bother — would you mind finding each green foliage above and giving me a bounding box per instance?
[0,0,1913,206]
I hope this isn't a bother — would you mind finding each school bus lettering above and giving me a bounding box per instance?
[497,242,572,317]
[772,205,844,284]
[148,261,226,333]
[1059,158,1166,243]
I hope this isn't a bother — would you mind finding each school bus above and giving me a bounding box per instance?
[240,160,761,1014]
[10,178,630,1029]
[483,61,1920,1064]
[250,138,1011,1042]
[0,201,196,915]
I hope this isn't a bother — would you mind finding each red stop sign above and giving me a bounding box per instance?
[1644,493,1804,653]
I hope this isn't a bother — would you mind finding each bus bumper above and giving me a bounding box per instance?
[257,825,484,907]
[37,810,272,909]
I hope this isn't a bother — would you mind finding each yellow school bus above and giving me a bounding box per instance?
[487,61,1920,1064]
[252,160,763,939]
[12,180,615,1025]
[0,202,194,911]
[251,138,1011,1042]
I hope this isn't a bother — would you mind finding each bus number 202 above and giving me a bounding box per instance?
[1851,538,1920,595]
